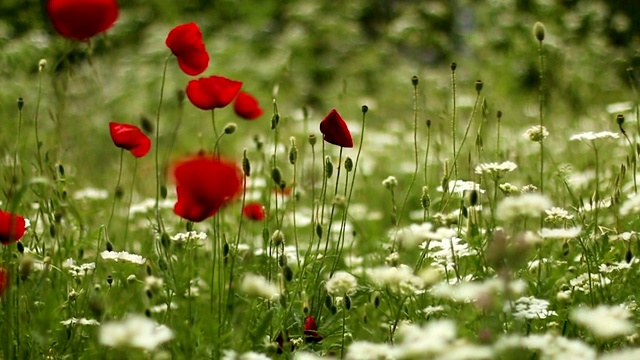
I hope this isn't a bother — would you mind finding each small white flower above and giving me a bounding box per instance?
[475,161,518,176]
[539,227,582,239]
[438,180,485,195]
[499,182,519,195]
[571,305,633,339]
[325,271,358,296]
[496,193,552,220]
[570,131,619,141]
[523,125,549,142]
[239,273,280,300]
[171,231,207,243]
[149,303,178,313]
[544,207,574,222]
[100,251,146,265]
[99,315,174,351]
[508,296,557,319]
[382,176,398,189]
[61,317,100,326]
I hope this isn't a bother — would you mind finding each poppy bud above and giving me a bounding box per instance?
[421,186,430,210]
[17,97,24,111]
[315,223,323,239]
[371,291,380,308]
[161,232,171,248]
[140,115,154,135]
[223,242,230,257]
[272,230,284,247]
[533,22,546,42]
[325,157,334,179]
[271,113,280,130]
[617,114,625,132]
[278,254,287,267]
[107,275,113,287]
[283,265,293,282]
[362,105,368,114]
[345,157,353,172]
[289,137,298,165]
[106,241,113,252]
[308,134,317,146]
[17,241,24,254]
[470,190,479,206]
[224,123,237,134]
[344,295,352,310]
[272,167,282,186]
[426,119,431,128]
[626,248,633,263]
[242,149,251,176]
[146,265,152,276]
[475,80,483,93]
[411,75,419,87]
[497,110,502,120]
[324,295,333,310]
[451,62,457,71]
[176,89,186,105]
[562,242,570,256]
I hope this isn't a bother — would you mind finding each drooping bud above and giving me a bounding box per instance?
[223,122,237,134]
[533,22,546,42]
[271,230,285,247]
[271,167,282,186]
[325,156,334,179]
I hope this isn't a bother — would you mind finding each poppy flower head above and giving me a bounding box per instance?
[0,211,26,245]
[186,76,243,110]
[319,109,353,148]
[303,315,323,343]
[0,268,7,297]
[234,92,263,120]
[165,22,209,76]
[242,202,265,221]
[109,122,151,158]
[47,0,119,41]
[172,156,243,222]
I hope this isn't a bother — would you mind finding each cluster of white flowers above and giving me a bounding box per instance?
[63,258,96,278]
[432,278,526,303]
[239,273,280,300]
[474,161,518,176]
[326,271,358,296]
[72,187,109,201]
[571,305,634,339]
[569,131,619,141]
[599,259,637,273]
[496,333,596,359]
[366,265,424,295]
[496,193,552,220]
[499,182,519,195]
[149,302,178,313]
[60,317,100,326]
[523,125,549,142]
[99,315,174,351]
[539,227,582,239]
[508,296,557,320]
[391,222,458,250]
[422,237,477,272]
[129,198,175,216]
[544,207,574,222]
[382,176,398,189]
[171,231,207,243]
[563,273,611,295]
[100,251,146,265]
[437,180,485,195]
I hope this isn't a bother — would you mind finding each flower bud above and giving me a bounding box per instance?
[17,98,24,111]
[308,134,317,146]
[242,149,251,177]
[344,157,353,172]
[533,22,546,42]
[475,80,483,93]
[38,59,47,72]
[411,75,419,87]
[223,123,237,134]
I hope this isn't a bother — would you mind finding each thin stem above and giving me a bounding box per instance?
[107,150,124,233]
[123,158,138,249]
[451,64,458,179]
[34,66,45,175]
[154,55,172,235]
[538,40,545,195]
[398,80,420,226]
[211,109,219,154]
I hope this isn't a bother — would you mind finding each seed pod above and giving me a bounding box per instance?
[224,122,237,134]
[325,157,333,179]
[475,80,483,93]
[451,62,457,71]
[161,232,171,248]
[470,190,479,206]
[271,167,282,186]
[308,134,317,146]
[223,242,230,257]
[289,138,298,165]
[533,22,546,42]
[271,113,280,130]
[107,275,113,287]
[362,105,369,113]
[283,265,293,282]
[17,97,24,111]
[315,223,323,238]
[626,248,633,264]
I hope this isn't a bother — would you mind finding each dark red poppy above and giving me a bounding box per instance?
[0,268,7,297]
[303,315,323,343]
[165,22,209,76]
[186,76,243,110]
[172,156,243,222]
[242,202,265,221]
[320,109,353,148]
[0,211,26,245]
[234,92,263,120]
[46,0,119,41]
[109,122,151,158]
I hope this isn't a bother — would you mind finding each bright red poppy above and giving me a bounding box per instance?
[303,315,323,343]
[234,92,263,120]
[320,109,353,148]
[0,211,26,245]
[0,268,7,297]
[172,156,243,222]
[165,22,209,76]
[186,76,243,110]
[242,202,265,221]
[46,0,119,41]
[109,122,151,158]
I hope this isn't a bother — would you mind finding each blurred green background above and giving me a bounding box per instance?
[1,0,639,191]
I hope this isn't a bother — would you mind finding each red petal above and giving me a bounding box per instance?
[234,92,263,120]
[0,268,8,297]
[186,76,243,110]
[166,23,209,76]
[109,122,151,158]
[0,211,26,245]
[47,0,118,41]
[172,156,243,222]
[242,202,265,221]
[319,109,353,148]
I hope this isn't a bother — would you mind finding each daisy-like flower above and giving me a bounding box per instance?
[474,161,518,176]
[100,251,146,265]
[571,305,633,339]
[496,193,552,221]
[365,265,424,295]
[61,317,100,326]
[239,273,280,300]
[170,231,207,243]
[544,207,574,222]
[569,131,619,141]
[523,125,549,142]
[437,180,485,195]
[346,341,394,360]
[99,315,174,351]
[325,271,358,296]
[539,227,582,239]
[508,296,557,320]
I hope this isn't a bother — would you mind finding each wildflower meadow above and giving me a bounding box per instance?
[4,1,640,359]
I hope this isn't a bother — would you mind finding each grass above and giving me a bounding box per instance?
[2,1,640,359]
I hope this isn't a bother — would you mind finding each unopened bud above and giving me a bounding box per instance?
[344,157,353,172]
[533,22,546,42]
[242,149,251,176]
[308,134,317,146]
[38,59,47,71]
[17,98,24,111]
[289,137,298,165]
[223,123,237,134]
[271,230,285,247]
[271,167,282,186]
[475,80,483,93]
[325,157,334,179]
[411,75,418,86]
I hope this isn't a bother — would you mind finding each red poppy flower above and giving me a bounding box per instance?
[186,76,243,110]
[303,315,323,343]
[172,156,243,222]
[0,211,26,245]
[234,92,263,120]
[165,22,209,76]
[320,109,353,148]
[109,122,151,158]
[46,0,119,41]
[243,202,265,221]
[0,268,7,297]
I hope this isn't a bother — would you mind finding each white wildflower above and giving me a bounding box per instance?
[600,348,640,360]
[100,251,146,265]
[523,125,549,142]
[382,176,397,189]
[438,180,485,195]
[149,303,178,313]
[496,193,552,220]
[474,161,518,176]
[499,182,519,195]
[539,227,581,239]
[571,305,633,339]
[422,305,445,316]
[545,207,574,222]
[508,296,557,319]
[99,315,174,351]
[520,184,538,193]
[496,334,596,360]
[346,341,394,360]
[61,317,100,326]
[170,231,207,243]
[239,273,280,300]
[570,131,619,141]
[366,265,424,295]
[326,271,358,296]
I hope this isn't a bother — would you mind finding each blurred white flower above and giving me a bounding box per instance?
[239,273,280,300]
[101,251,146,265]
[72,187,108,201]
[496,193,552,220]
[326,271,358,296]
[523,125,549,142]
[507,296,557,319]
[571,305,633,339]
[61,317,100,326]
[475,161,518,176]
[539,227,581,239]
[570,131,619,141]
[99,315,173,351]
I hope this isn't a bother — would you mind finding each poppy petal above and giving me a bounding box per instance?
[0,211,26,245]
[186,76,243,110]
[234,92,263,120]
[47,0,118,41]
[166,22,209,76]
[109,122,151,158]
[319,109,353,148]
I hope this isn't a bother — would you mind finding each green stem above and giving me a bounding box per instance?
[123,159,138,249]
[107,149,124,233]
[155,55,171,235]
